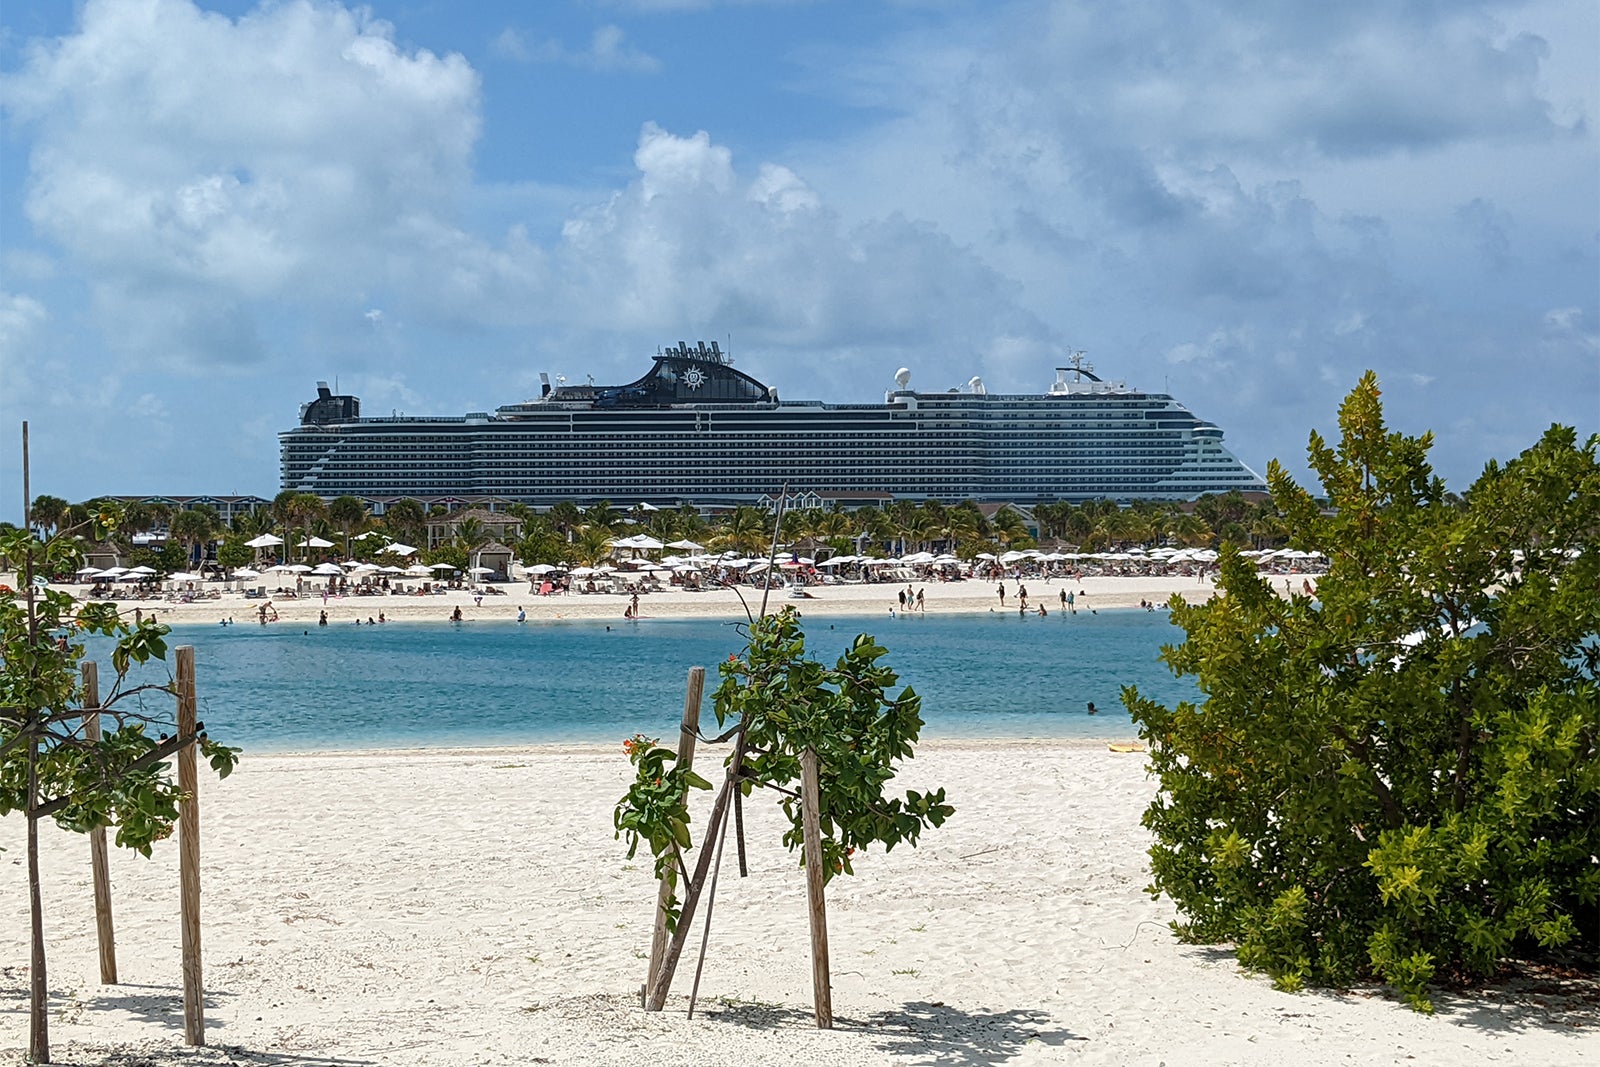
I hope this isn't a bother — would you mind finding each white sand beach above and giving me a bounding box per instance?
[10,570,1235,629]
[4,741,1591,1066]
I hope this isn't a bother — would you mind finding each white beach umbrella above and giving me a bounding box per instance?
[299,536,336,549]
[284,564,313,573]
[75,564,101,575]
[428,562,458,571]
[569,567,596,577]
[169,571,204,581]
[311,563,344,576]
[468,566,494,575]
[232,567,261,579]
[666,539,705,552]
[402,565,430,576]
[128,565,158,575]
[245,534,284,549]
[385,543,418,557]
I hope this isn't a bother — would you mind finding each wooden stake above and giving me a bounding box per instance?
[82,662,118,984]
[175,646,204,1045]
[645,722,748,1012]
[646,666,705,1000]
[800,747,833,1029]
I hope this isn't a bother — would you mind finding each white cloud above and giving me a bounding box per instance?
[2,0,507,369]
[491,24,660,73]
[550,123,1049,381]
[0,291,49,378]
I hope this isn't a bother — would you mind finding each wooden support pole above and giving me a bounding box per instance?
[645,722,748,1013]
[800,747,833,1029]
[646,666,705,1000]
[175,646,205,1046]
[82,662,118,985]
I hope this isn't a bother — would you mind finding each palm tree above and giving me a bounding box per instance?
[230,505,274,538]
[453,516,490,571]
[285,494,327,562]
[28,495,68,538]
[718,505,771,555]
[812,510,852,555]
[574,524,615,566]
[991,507,1031,549]
[548,501,583,542]
[1166,512,1213,548]
[168,508,218,569]
[328,495,369,557]
[940,505,982,556]
[672,505,708,543]
[583,500,623,534]
[901,510,941,554]
[382,498,427,547]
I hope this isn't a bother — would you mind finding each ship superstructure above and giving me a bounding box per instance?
[280,342,1264,505]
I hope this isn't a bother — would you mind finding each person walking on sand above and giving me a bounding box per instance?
[915,588,925,612]
[1018,583,1029,610]
[898,588,907,610]
[998,582,1006,606]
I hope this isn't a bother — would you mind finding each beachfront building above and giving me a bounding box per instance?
[422,508,526,551]
[280,343,1265,507]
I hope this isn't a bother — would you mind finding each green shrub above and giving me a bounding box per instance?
[1127,372,1599,1011]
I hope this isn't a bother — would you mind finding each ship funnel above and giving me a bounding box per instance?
[540,372,551,398]
[968,376,985,395]
[894,367,911,388]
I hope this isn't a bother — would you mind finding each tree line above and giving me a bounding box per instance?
[10,489,1300,577]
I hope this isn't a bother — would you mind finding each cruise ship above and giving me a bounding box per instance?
[280,342,1265,506]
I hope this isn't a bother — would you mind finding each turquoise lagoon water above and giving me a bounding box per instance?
[88,610,1199,753]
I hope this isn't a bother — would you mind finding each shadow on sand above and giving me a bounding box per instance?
[705,997,1083,1065]
[1177,945,1598,1036]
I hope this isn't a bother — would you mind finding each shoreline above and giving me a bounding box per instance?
[199,734,1148,760]
[10,570,1249,628]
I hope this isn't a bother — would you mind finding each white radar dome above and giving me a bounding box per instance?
[894,367,911,388]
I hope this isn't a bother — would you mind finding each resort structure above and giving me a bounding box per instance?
[280,343,1265,507]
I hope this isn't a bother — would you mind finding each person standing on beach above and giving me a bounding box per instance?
[1059,589,1067,611]
[1018,583,1029,610]
[998,582,1006,606]
[898,588,907,610]
[915,588,925,612]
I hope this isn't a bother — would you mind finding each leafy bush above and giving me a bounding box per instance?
[1126,373,1599,1010]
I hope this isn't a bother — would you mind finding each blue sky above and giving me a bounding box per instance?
[1,0,1595,520]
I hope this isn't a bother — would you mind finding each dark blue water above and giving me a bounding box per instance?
[87,611,1195,752]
